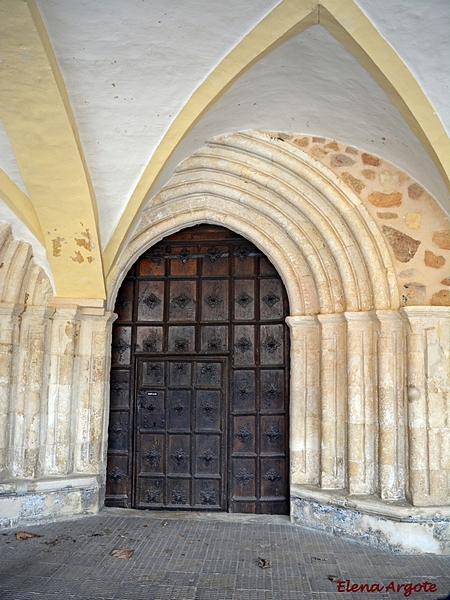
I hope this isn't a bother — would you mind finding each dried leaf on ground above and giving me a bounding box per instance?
[111,547,133,559]
[328,574,340,582]
[15,531,42,540]
[311,556,328,562]
[45,539,60,546]
[258,557,271,569]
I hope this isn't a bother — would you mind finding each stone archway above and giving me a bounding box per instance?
[108,131,449,553]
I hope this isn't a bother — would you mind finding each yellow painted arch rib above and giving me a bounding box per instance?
[104,0,450,279]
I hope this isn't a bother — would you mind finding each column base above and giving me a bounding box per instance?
[291,484,450,555]
[0,475,100,529]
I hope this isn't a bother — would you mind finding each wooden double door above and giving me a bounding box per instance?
[106,225,289,514]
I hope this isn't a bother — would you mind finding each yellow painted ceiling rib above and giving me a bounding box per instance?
[0,0,105,298]
[104,0,450,290]
[0,169,43,243]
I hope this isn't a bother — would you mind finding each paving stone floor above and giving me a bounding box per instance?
[0,509,449,600]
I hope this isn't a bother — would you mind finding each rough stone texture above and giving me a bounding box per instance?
[368,191,403,207]
[433,230,450,250]
[402,282,426,306]
[408,182,425,199]
[330,153,355,167]
[362,168,376,179]
[405,212,422,229]
[293,136,308,147]
[345,145,358,154]
[377,212,398,219]
[325,140,340,151]
[362,153,380,166]
[381,226,421,262]
[441,278,450,286]
[431,290,450,306]
[425,250,446,268]
[284,132,450,308]
[341,171,365,194]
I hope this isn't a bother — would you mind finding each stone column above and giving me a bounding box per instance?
[74,308,115,475]
[317,313,347,489]
[286,316,320,484]
[402,307,450,506]
[0,305,20,478]
[345,311,377,495]
[9,306,53,478]
[376,310,406,500]
[43,303,80,475]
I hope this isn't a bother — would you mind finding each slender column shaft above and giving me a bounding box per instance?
[74,310,115,473]
[0,306,20,478]
[345,311,377,494]
[44,306,79,475]
[317,313,347,489]
[376,310,406,499]
[286,316,320,484]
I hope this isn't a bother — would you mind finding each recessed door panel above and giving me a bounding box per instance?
[107,225,289,514]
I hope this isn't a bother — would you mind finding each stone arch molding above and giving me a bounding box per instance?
[109,130,398,314]
[109,131,450,554]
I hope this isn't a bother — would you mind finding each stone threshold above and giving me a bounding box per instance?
[290,484,450,554]
[291,484,450,521]
[0,474,99,495]
[103,506,290,525]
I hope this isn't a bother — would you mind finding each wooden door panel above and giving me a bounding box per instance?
[169,280,196,321]
[168,389,191,430]
[232,371,255,412]
[233,325,255,366]
[234,280,255,321]
[107,225,289,514]
[201,279,228,321]
[137,280,164,322]
[195,434,221,475]
[232,416,256,453]
[200,325,228,353]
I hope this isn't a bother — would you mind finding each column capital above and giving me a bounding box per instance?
[285,315,319,328]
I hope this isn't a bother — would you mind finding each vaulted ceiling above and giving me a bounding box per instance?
[0,0,449,298]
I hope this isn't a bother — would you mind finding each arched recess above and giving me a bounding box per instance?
[107,131,410,507]
[108,131,398,313]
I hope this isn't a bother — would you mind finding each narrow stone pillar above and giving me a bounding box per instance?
[376,310,406,500]
[9,306,53,477]
[43,304,80,475]
[74,308,115,474]
[286,316,320,484]
[402,307,450,506]
[345,311,377,495]
[317,313,347,489]
[0,305,20,478]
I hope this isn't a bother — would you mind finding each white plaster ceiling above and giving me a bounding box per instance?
[355,0,450,135]
[146,25,448,213]
[0,0,449,262]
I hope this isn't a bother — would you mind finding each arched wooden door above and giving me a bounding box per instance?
[106,225,289,514]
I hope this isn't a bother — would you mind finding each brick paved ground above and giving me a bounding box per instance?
[0,509,449,600]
